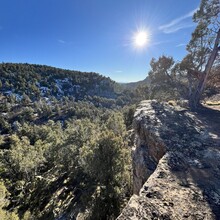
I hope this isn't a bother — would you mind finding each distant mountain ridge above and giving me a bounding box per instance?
[120,77,149,90]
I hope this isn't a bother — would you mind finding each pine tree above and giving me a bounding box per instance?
[184,0,220,108]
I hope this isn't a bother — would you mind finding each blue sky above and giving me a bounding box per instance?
[0,0,200,82]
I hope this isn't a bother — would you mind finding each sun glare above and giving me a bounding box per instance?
[133,30,150,48]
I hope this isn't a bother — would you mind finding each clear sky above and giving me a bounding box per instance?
[0,0,200,82]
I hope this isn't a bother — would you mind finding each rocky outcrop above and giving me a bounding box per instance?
[118,100,220,219]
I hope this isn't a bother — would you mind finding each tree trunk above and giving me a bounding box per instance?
[189,29,220,110]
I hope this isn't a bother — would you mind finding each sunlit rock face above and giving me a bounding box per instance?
[118,100,220,220]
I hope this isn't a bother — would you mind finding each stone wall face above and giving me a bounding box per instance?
[118,100,220,220]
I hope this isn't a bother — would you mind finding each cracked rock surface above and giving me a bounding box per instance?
[117,100,220,220]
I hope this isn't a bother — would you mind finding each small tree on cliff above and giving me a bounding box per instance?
[182,0,220,109]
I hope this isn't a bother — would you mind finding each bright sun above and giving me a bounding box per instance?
[134,30,149,48]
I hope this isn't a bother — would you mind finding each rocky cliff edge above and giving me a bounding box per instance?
[118,100,220,220]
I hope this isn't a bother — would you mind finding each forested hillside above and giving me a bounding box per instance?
[0,63,139,219]
[0,63,118,101]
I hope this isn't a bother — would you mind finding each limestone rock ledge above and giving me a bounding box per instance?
[117,100,220,220]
